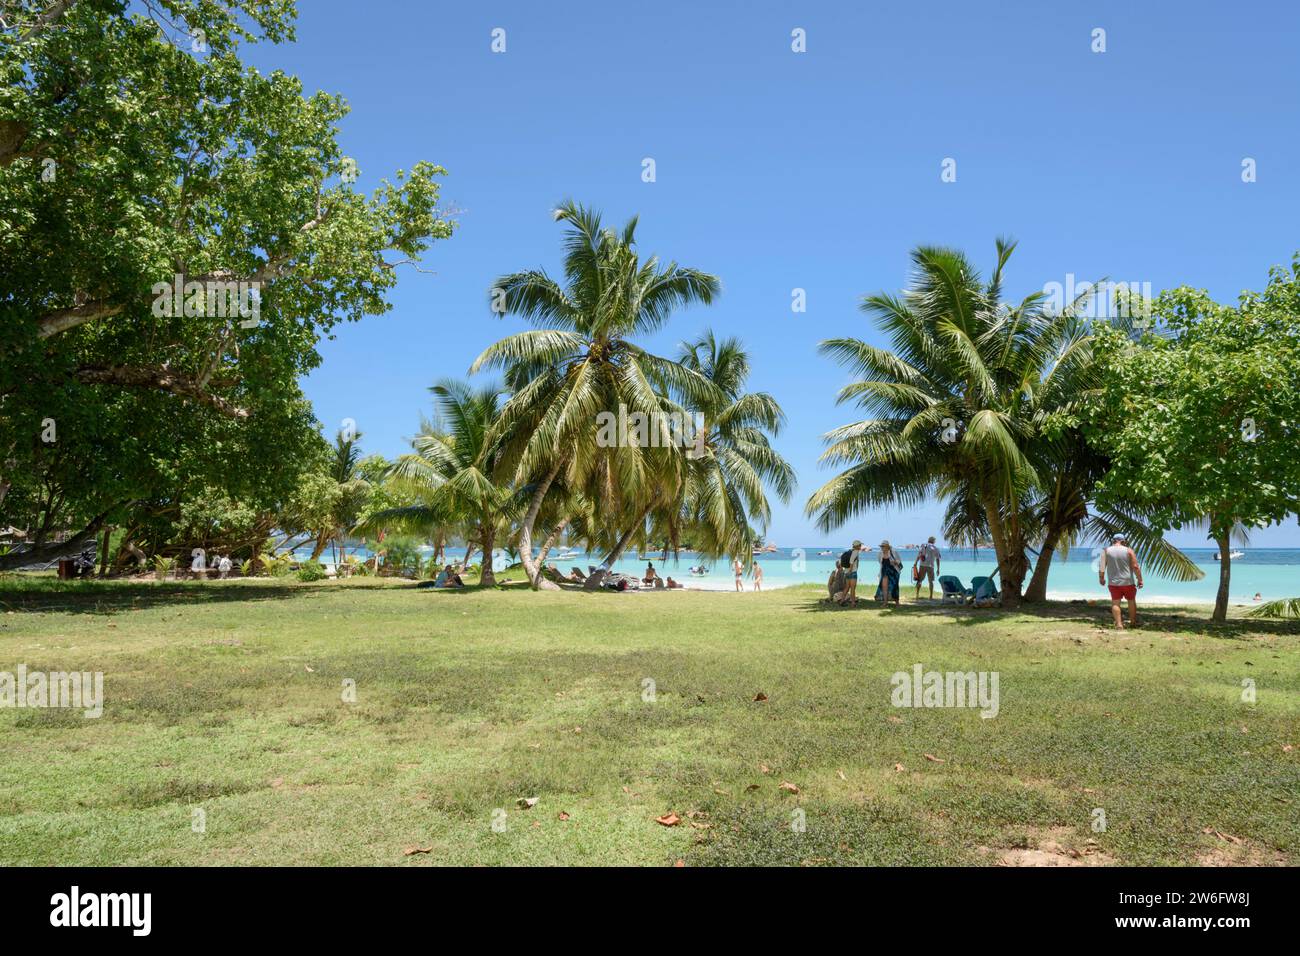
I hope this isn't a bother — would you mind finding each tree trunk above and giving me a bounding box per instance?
[478,525,496,587]
[1213,530,1231,623]
[536,517,570,571]
[1021,535,1058,603]
[519,459,565,591]
[309,530,329,561]
[981,492,1022,609]
[584,504,653,591]
[97,526,113,577]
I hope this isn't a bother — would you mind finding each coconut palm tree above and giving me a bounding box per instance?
[308,429,372,562]
[807,241,1055,605]
[670,330,795,563]
[471,201,721,589]
[809,241,1200,607]
[356,379,515,586]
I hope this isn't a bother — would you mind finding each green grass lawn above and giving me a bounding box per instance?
[1,576,1297,866]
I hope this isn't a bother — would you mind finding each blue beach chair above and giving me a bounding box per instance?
[969,576,1000,604]
[938,575,970,605]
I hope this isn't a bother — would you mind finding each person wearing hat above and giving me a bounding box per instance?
[875,539,903,605]
[839,540,864,606]
[1100,534,1143,628]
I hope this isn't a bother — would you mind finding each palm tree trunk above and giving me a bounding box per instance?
[1213,529,1232,623]
[584,503,653,591]
[479,524,496,587]
[519,459,565,591]
[309,530,329,561]
[981,492,1022,609]
[536,516,570,569]
[1022,534,1059,603]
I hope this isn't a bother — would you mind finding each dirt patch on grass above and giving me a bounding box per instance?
[981,826,1115,867]
[1196,839,1288,866]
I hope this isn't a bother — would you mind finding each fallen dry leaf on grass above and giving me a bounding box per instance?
[673,859,685,867]
[923,753,945,763]
[753,692,768,702]
[887,715,903,724]
[779,782,800,794]
[837,770,847,781]
[403,846,434,856]
[759,764,771,774]
[655,812,681,827]
[304,665,314,673]
[1203,826,1244,845]
[1284,744,1295,753]
[713,787,730,796]
[893,763,906,773]
[745,784,760,792]
[517,797,539,810]
[557,811,570,821]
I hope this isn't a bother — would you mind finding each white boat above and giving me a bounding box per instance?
[1213,550,1245,561]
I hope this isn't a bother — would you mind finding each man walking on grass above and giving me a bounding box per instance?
[1100,534,1144,629]
[914,535,941,600]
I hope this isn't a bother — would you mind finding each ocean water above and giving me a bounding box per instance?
[299,544,1300,606]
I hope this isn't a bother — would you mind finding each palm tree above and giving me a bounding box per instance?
[807,241,1056,605]
[809,241,1200,607]
[357,379,515,586]
[471,201,721,589]
[671,330,795,563]
[308,430,371,561]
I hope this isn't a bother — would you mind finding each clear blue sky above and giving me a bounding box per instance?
[249,0,1300,548]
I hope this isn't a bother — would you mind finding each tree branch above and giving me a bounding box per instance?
[75,365,249,418]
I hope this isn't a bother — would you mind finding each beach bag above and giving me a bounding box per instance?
[839,549,853,569]
[911,564,920,582]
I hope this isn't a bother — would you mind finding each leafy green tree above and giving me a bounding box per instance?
[472,202,720,590]
[1087,261,1300,622]
[0,1,453,565]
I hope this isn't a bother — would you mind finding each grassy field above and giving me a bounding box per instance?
[1,575,1297,867]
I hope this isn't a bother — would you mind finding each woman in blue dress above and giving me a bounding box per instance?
[874,540,903,605]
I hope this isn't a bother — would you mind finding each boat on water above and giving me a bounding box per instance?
[1214,550,1246,561]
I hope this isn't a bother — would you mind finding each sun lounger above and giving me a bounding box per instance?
[569,566,587,582]
[938,575,970,605]
[969,576,999,604]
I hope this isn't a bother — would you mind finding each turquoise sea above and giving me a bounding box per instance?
[298,544,1300,606]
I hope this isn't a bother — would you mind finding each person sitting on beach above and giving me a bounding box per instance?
[643,562,658,585]
[666,576,683,589]
[1099,534,1143,629]
[434,564,465,589]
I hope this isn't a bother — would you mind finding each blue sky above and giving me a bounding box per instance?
[250,0,1300,547]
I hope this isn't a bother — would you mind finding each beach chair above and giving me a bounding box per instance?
[969,576,1000,604]
[569,566,587,583]
[938,575,969,605]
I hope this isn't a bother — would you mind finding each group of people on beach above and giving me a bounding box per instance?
[833,537,941,607]
[825,532,1146,630]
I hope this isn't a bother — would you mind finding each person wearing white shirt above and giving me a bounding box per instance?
[913,536,941,600]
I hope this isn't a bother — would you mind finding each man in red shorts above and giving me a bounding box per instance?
[1099,534,1144,629]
